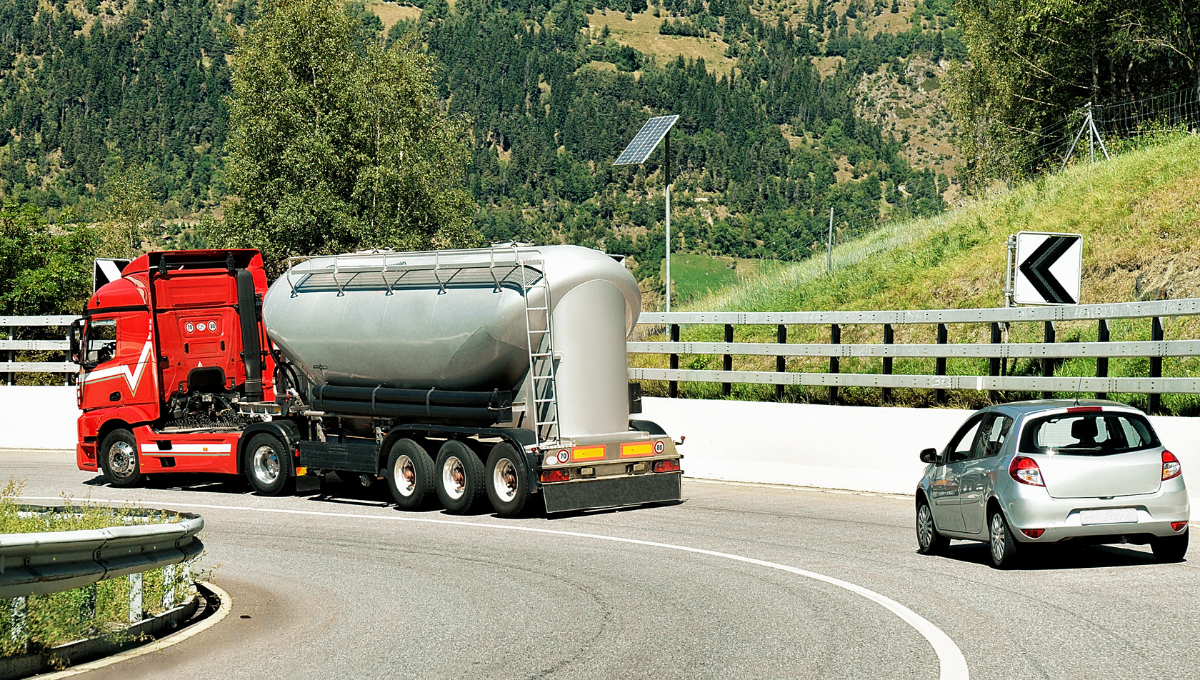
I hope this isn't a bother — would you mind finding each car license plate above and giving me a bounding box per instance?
[1079,508,1138,525]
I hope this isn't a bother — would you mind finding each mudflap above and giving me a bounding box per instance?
[542,473,682,514]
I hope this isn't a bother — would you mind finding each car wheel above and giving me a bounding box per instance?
[435,440,486,514]
[485,443,530,518]
[1151,529,1189,563]
[99,429,141,488]
[245,433,293,496]
[916,498,949,555]
[386,439,435,511]
[988,509,1020,569]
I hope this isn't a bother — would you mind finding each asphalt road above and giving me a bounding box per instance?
[6,450,1200,680]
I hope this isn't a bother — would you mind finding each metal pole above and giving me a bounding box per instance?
[1059,104,1091,173]
[826,207,834,273]
[1088,103,1094,163]
[664,129,671,313]
[1003,235,1015,307]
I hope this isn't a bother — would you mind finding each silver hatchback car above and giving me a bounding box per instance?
[915,399,1190,568]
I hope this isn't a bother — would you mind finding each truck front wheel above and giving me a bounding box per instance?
[99,429,141,488]
[435,440,485,514]
[485,443,530,518]
[245,434,293,496]
[386,439,434,510]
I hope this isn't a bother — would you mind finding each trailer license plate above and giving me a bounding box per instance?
[1080,508,1138,525]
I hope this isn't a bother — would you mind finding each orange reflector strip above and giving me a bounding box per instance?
[620,442,655,458]
[572,445,606,462]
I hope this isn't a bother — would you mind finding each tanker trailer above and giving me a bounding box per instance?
[264,243,682,516]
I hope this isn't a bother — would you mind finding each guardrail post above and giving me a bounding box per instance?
[10,595,27,650]
[829,324,840,405]
[1150,316,1163,413]
[882,324,893,405]
[722,324,733,397]
[989,322,1002,403]
[129,572,143,624]
[1095,319,1109,400]
[82,582,97,621]
[669,324,679,398]
[162,564,177,610]
[1042,321,1055,399]
[935,323,947,405]
[775,324,786,401]
[6,329,12,386]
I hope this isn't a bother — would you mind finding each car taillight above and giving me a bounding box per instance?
[1172,521,1188,532]
[1020,528,1045,539]
[653,459,680,473]
[1163,450,1182,481]
[1009,456,1045,486]
[540,469,570,483]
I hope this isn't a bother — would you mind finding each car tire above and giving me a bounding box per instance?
[435,440,486,514]
[386,439,435,511]
[916,497,949,555]
[485,443,530,518]
[99,429,141,488]
[1151,529,1189,563]
[245,433,294,496]
[988,509,1021,569]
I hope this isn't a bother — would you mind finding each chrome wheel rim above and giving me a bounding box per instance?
[442,456,466,500]
[917,504,934,549]
[108,441,135,478]
[394,455,416,497]
[252,445,281,486]
[493,458,518,503]
[990,513,1006,563]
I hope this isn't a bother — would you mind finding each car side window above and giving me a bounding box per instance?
[84,319,117,366]
[945,416,985,463]
[975,415,1012,458]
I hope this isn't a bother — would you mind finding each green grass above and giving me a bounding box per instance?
[667,253,772,305]
[633,132,1200,414]
[0,479,194,661]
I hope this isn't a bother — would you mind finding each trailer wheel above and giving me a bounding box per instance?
[386,439,434,510]
[99,429,141,488]
[485,443,530,517]
[435,440,485,514]
[245,433,293,496]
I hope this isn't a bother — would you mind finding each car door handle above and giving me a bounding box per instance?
[109,391,121,402]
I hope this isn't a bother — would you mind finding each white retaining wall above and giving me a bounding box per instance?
[641,397,1200,503]
[0,386,77,450]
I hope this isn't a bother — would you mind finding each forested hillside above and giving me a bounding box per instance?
[0,0,959,285]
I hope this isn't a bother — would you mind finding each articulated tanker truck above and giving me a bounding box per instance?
[72,245,681,516]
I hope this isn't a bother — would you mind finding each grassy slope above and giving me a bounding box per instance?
[635,134,1200,413]
[587,9,736,76]
[668,253,770,304]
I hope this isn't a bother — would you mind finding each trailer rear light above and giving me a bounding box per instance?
[1020,528,1045,539]
[1009,456,1045,486]
[653,460,680,473]
[540,469,570,483]
[1162,450,1182,481]
[1172,522,1188,532]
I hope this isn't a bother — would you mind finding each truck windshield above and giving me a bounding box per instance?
[83,319,117,366]
[1018,412,1159,456]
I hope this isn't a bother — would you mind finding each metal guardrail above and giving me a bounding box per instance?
[631,298,1200,408]
[0,316,78,383]
[0,508,204,599]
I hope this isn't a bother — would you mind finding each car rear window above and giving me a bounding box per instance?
[1018,412,1159,455]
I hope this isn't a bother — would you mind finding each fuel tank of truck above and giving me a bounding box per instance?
[262,244,641,437]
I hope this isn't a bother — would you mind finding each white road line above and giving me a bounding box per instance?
[20,496,969,680]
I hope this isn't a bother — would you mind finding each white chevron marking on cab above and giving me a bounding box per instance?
[80,339,154,394]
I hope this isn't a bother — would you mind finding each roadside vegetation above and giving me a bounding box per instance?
[0,479,194,661]
[633,131,1200,415]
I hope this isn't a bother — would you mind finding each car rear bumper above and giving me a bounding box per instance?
[1001,479,1190,543]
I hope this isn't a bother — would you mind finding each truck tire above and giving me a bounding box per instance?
[245,433,293,496]
[386,439,434,510]
[99,429,141,488]
[485,443,530,517]
[435,440,485,514]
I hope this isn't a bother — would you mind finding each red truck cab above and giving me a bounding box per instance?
[74,250,277,485]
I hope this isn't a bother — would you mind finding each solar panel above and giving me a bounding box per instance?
[614,115,679,165]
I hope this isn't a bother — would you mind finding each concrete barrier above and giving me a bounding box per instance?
[0,386,77,450]
[642,397,1200,503]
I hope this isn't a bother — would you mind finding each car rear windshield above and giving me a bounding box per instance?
[1018,412,1159,455]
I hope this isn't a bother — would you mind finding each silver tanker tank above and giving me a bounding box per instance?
[262,244,641,438]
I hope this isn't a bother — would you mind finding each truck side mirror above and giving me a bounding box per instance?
[69,319,82,365]
[919,448,939,464]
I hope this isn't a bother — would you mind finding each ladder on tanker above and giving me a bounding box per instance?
[516,251,562,449]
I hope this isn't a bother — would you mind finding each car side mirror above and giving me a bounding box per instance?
[919,448,939,464]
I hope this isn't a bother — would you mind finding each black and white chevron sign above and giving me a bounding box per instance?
[1013,232,1082,305]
